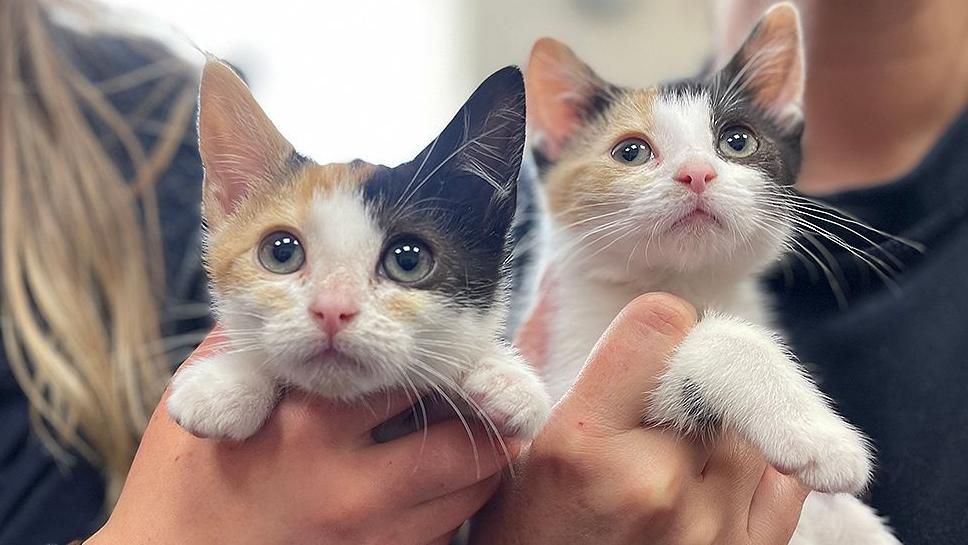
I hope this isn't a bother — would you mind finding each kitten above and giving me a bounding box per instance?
[525,4,899,545]
[166,60,550,444]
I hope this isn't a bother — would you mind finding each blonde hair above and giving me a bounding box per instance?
[0,0,198,504]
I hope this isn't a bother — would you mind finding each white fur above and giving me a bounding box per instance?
[167,350,277,441]
[168,185,549,443]
[541,91,899,543]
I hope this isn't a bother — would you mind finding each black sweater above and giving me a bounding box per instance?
[765,109,968,545]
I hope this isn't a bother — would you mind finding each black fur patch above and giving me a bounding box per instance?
[286,150,312,173]
[659,72,803,187]
[361,67,526,310]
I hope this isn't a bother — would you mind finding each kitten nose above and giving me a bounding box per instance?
[674,161,717,194]
[309,296,359,337]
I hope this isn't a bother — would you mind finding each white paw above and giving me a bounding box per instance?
[793,493,901,545]
[660,313,874,495]
[166,354,278,441]
[461,354,551,439]
[765,414,873,494]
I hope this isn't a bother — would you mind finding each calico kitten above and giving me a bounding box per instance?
[525,4,899,544]
[166,60,550,443]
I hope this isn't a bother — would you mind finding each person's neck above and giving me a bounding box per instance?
[795,0,968,194]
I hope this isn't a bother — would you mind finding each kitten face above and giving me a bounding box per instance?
[527,4,804,277]
[197,62,525,400]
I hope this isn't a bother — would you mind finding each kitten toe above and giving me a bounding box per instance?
[461,352,551,440]
[764,416,873,494]
[793,423,873,494]
[166,355,278,442]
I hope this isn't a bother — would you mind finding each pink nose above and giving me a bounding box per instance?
[309,296,359,337]
[674,161,717,194]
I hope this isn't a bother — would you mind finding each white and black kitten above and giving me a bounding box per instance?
[167,61,550,444]
[525,4,900,544]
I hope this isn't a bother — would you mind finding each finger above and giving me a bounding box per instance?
[365,417,519,505]
[372,392,466,444]
[269,388,427,441]
[558,292,697,430]
[402,474,500,544]
[514,268,559,369]
[747,466,809,543]
[424,528,462,545]
[700,431,768,507]
[165,327,222,380]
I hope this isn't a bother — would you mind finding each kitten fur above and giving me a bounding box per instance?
[526,4,899,545]
[167,61,550,444]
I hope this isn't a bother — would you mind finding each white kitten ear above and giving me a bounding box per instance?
[720,2,804,125]
[526,37,612,161]
[197,59,296,221]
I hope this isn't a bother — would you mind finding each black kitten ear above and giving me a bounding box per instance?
[718,2,804,127]
[413,66,527,201]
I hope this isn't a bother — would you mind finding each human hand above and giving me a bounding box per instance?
[471,292,809,544]
[86,329,514,545]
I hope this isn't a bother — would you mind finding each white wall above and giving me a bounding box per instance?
[99,0,713,165]
[465,0,713,88]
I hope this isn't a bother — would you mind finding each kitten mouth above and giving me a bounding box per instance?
[311,346,365,369]
[670,207,724,231]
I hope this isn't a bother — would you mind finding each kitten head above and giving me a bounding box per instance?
[198,60,525,399]
[526,3,803,278]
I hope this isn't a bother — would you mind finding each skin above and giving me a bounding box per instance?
[85,330,516,545]
[469,291,808,544]
[718,0,968,194]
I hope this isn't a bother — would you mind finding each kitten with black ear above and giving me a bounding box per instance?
[167,61,550,444]
[526,3,899,544]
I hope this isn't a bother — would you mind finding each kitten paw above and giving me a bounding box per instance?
[766,416,873,494]
[461,352,551,439]
[166,354,277,441]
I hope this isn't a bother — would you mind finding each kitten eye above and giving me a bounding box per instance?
[718,126,759,158]
[382,237,434,284]
[610,137,653,166]
[258,231,305,274]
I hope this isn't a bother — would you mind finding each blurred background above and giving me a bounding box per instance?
[102,0,713,165]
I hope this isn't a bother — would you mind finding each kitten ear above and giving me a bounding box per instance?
[197,59,297,221]
[526,37,611,161]
[415,65,527,200]
[720,2,804,125]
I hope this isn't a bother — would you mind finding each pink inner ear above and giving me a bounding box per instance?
[527,38,600,160]
[740,5,804,119]
[198,60,294,217]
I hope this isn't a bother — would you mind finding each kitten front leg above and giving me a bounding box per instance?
[791,493,902,545]
[649,313,872,494]
[167,350,278,441]
[460,343,552,440]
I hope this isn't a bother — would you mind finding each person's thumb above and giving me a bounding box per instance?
[557,292,697,431]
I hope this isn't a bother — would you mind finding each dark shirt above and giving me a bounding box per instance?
[0,31,208,545]
[765,109,968,545]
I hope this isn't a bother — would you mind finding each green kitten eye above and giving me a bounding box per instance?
[610,137,653,166]
[718,126,759,158]
[258,231,305,274]
[382,237,434,284]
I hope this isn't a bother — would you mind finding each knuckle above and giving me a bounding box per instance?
[681,517,720,545]
[605,467,685,518]
[638,472,684,515]
[624,292,697,339]
[531,429,598,485]
[315,489,368,535]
